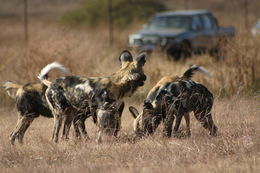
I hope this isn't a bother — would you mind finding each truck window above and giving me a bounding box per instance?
[147,16,191,31]
[192,16,202,31]
[201,15,213,30]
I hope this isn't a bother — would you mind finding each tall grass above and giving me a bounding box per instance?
[0,21,259,106]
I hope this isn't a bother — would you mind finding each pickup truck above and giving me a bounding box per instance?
[128,10,235,60]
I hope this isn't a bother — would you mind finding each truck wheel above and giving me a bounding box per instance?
[180,41,192,60]
[166,48,181,61]
[210,48,225,60]
[210,37,228,60]
[166,41,191,61]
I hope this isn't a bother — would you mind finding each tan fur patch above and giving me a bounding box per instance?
[3,82,22,99]
[16,88,24,97]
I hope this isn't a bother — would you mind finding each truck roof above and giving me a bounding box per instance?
[155,10,211,17]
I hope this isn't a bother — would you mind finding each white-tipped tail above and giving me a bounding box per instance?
[182,64,211,79]
[191,64,211,77]
[38,62,69,81]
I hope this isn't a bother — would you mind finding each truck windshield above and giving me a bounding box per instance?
[146,15,191,31]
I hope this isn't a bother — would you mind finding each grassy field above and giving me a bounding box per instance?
[0,0,259,172]
[0,97,259,172]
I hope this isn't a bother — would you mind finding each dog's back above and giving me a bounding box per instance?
[3,81,52,118]
[176,80,214,113]
[3,81,22,99]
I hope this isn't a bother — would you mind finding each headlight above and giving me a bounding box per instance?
[129,34,142,45]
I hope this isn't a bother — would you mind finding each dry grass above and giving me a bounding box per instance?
[0,97,259,173]
[0,0,260,172]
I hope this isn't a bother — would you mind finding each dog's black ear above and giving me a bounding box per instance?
[119,50,133,65]
[129,106,139,119]
[143,101,154,110]
[136,52,147,66]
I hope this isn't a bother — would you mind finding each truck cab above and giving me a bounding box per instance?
[128,10,235,60]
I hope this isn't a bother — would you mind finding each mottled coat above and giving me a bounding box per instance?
[129,65,218,137]
[3,81,52,144]
[3,63,90,144]
[39,50,147,142]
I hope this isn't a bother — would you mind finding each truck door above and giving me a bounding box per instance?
[190,15,205,51]
[200,14,218,49]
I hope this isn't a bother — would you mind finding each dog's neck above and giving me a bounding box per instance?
[103,75,140,100]
[101,64,145,100]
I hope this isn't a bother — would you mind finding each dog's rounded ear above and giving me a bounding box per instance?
[136,51,147,67]
[119,50,133,64]
[129,106,139,119]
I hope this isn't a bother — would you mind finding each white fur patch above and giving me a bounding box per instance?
[184,80,197,88]
[190,64,211,77]
[38,62,69,80]
[75,80,93,93]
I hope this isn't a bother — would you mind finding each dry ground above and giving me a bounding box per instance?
[0,97,259,173]
[0,0,260,172]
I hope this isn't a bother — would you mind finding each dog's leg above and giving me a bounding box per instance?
[62,112,74,140]
[17,117,34,144]
[162,114,175,137]
[183,113,191,136]
[62,117,71,140]
[96,130,102,144]
[78,115,89,140]
[194,111,217,136]
[173,113,183,134]
[73,113,89,140]
[73,117,82,139]
[52,114,63,143]
[206,113,218,136]
[114,101,124,137]
[203,112,218,136]
[9,114,34,145]
[9,114,23,145]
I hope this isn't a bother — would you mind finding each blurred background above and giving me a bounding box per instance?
[0,0,259,106]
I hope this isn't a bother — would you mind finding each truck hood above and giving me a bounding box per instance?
[135,29,187,37]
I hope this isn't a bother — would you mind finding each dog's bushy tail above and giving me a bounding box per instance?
[2,81,22,99]
[38,62,69,87]
[182,64,211,80]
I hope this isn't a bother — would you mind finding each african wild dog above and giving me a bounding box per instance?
[129,65,218,137]
[2,63,90,144]
[38,50,147,143]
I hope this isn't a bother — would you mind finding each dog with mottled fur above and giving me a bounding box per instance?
[129,65,218,137]
[3,63,91,144]
[38,50,147,143]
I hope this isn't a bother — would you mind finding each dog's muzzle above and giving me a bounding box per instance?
[139,74,146,86]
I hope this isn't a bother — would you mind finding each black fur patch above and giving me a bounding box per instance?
[139,78,217,137]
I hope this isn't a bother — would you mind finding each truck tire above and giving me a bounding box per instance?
[181,41,192,59]
[166,41,192,61]
[210,37,227,60]
[166,47,181,61]
[209,48,224,60]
